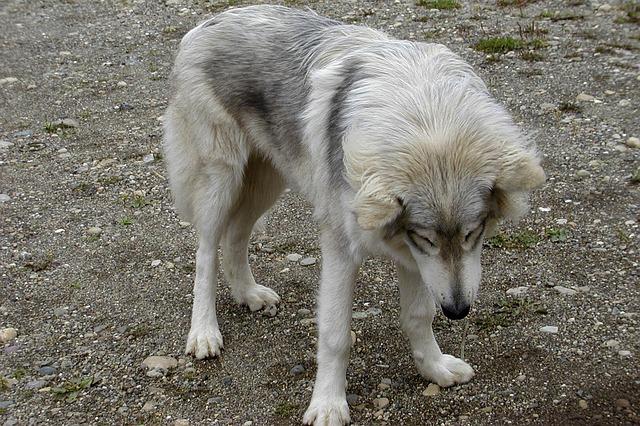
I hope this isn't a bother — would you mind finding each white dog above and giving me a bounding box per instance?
[163,5,545,425]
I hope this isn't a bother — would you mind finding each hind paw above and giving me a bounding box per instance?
[233,284,280,312]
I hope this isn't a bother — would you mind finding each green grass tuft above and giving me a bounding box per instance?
[474,37,523,53]
[417,0,461,10]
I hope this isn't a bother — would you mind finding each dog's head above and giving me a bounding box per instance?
[343,77,544,319]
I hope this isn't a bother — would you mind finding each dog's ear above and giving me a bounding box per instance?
[352,177,402,230]
[496,152,546,193]
[492,148,545,220]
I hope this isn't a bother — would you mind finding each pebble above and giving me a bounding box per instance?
[174,420,190,426]
[576,93,595,102]
[351,330,356,346]
[616,399,630,409]
[540,325,558,334]
[56,118,79,128]
[0,194,11,203]
[286,253,303,262]
[575,169,590,179]
[618,350,632,357]
[53,307,68,317]
[373,397,389,409]
[207,397,223,405]
[554,285,578,296]
[626,137,640,149]
[143,153,155,163]
[179,221,191,227]
[0,401,14,409]
[300,257,317,266]
[116,81,128,87]
[300,318,316,326]
[0,77,18,85]
[26,380,46,389]
[614,144,628,153]
[38,366,56,375]
[87,227,102,236]
[378,382,390,390]
[142,401,156,412]
[605,339,620,349]
[297,308,311,317]
[540,102,555,112]
[0,140,14,150]
[290,365,305,375]
[346,394,360,405]
[618,99,630,107]
[243,422,253,426]
[262,304,277,317]
[0,328,17,343]
[151,259,162,267]
[422,383,440,396]
[516,374,526,382]
[506,286,529,297]
[579,399,588,409]
[142,355,178,371]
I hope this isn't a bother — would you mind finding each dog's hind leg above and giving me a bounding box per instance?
[396,263,475,387]
[221,154,285,311]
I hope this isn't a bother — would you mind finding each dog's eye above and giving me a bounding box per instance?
[408,230,435,252]
[464,222,486,243]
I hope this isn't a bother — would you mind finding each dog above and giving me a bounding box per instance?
[163,5,545,425]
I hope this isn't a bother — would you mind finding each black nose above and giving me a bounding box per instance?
[441,303,470,320]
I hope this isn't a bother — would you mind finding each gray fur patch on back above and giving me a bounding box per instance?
[197,7,341,162]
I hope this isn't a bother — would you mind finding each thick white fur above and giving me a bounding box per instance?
[164,8,544,425]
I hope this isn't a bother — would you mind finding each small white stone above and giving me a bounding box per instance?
[579,399,588,409]
[605,339,620,348]
[142,401,156,412]
[506,286,529,297]
[555,218,568,225]
[540,325,558,334]
[286,253,302,263]
[351,330,356,346]
[0,140,14,150]
[151,259,161,267]
[142,355,178,370]
[373,397,389,409]
[300,257,317,266]
[0,194,11,203]
[618,350,632,357]
[538,207,551,212]
[117,81,128,87]
[242,422,253,426]
[87,227,102,236]
[0,328,18,343]
[576,169,590,178]
[179,221,191,227]
[576,93,595,102]
[143,154,155,163]
[0,77,18,85]
[626,137,640,149]
[554,285,578,296]
[422,383,440,396]
[618,99,630,107]
[604,90,615,95]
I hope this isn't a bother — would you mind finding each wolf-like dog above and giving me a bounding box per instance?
[163,5,545,425]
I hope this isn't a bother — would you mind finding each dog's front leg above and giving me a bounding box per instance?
[303,231,361,426]
[396,263,474,387]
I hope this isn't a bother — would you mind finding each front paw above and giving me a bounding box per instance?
[415,353,474,387]
[185,326,223,359]
[303,398,350,426]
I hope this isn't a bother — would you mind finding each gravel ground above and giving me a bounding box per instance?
[1,0,639,425]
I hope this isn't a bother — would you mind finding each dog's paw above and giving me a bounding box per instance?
[303,398,350,426]
[185,326,223,359]
[416,353,474,387]
[233,284,280,312]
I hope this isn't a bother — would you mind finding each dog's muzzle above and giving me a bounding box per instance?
[441,303,471,320]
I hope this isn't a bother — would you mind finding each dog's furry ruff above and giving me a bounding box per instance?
[163,6,544,425]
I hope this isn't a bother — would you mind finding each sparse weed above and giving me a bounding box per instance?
[474,37,523,53]
[473,298,546,331]
[486,230,540,249]
[52,376,94,403]
[417,0,460,9]
[275,402,299,417]
[545,227,568,242]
